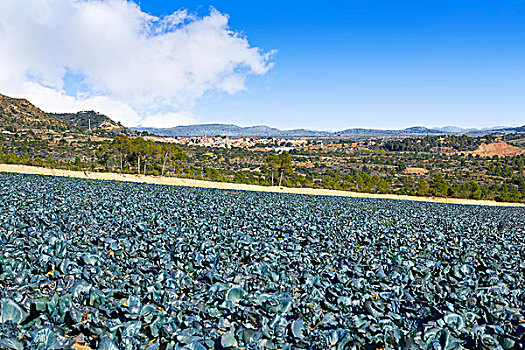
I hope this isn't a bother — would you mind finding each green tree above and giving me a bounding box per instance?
[468,180,482,199]
[265,154,280,186]
[416,179,430,196]
[111,134,130,173]
[161,143,186,177]
[430,173,449,197]
[233,172,249,183]
[354,173,365,191]
[130,137,160,175]
[204,167,221,181]
[96,144,111,170]
[142,141,161,175]
[131,137,147,175]
[45,155,56,168]
[324,174,339,189]
[277,152,294,187]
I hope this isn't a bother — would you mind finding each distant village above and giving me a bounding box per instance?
[143,134,310,151]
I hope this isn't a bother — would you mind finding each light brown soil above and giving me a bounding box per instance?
[402,167,429,175]
[472,142,525,157]
[1,163,523,207]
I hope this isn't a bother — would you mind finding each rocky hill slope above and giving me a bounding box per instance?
[0,93,130,136]
[0,94,75,134]
[51,110,127,134]
[0,93,133,162]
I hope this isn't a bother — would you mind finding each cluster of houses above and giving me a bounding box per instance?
[143,135,308,150]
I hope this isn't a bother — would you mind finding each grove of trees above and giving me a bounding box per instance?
[93,134,186,176]
[265,152,294,187]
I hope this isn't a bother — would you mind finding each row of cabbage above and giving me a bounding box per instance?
[0,173,524,349]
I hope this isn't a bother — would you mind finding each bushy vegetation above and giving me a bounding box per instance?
[2,131,525,202]
[380,135,493,152]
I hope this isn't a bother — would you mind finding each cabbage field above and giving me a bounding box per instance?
[0,173,524,350]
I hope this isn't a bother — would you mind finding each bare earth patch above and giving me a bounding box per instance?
[402,167,429,175]
[472,142,525,157]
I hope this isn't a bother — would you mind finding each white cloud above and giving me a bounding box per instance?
[21,82,143,125]
[0,0,273,127]
[139,111,197,128]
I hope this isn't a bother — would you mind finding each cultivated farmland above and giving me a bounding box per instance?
[0,173,524,349]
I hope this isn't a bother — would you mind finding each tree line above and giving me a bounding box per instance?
[96,134,186,176]
[2,133,525,202]
[414,173,525,202]
[380,135,494,152]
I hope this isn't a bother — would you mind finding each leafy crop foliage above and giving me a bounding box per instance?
[0,173,524,349]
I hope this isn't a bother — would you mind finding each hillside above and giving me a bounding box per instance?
[0,93,131,136]
[51,110,127,134]
[0,93,133,162]
[0,93,77,134]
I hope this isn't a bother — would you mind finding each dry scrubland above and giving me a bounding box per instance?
[1,163,523,207]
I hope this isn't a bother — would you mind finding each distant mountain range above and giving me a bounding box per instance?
[432,125,523,133]
[1,92,523,139]
[134,123,525,138]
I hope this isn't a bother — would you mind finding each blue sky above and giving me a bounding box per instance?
[1,0,523,129]
[135,0,525,129]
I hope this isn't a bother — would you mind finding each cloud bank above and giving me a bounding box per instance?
[0,0,273,127]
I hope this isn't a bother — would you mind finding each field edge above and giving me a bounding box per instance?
[1,163,523,207]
